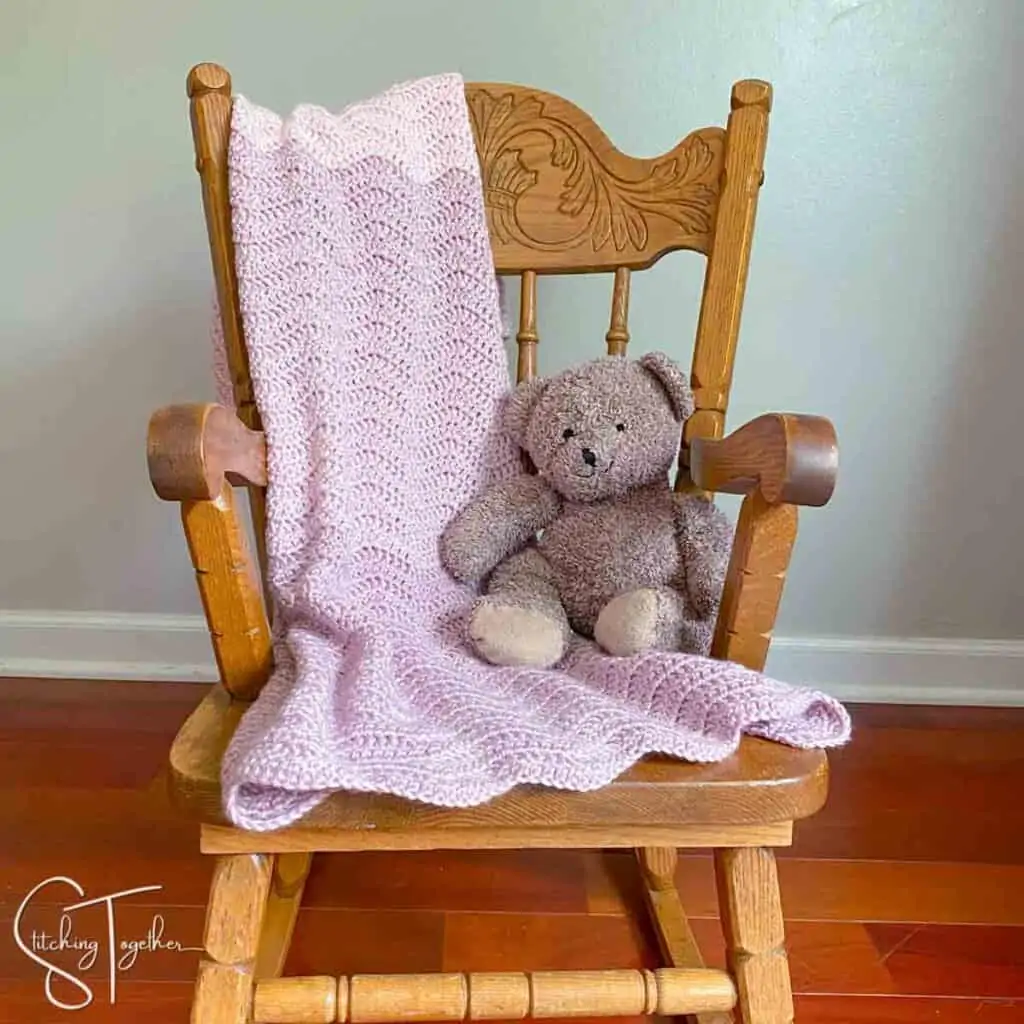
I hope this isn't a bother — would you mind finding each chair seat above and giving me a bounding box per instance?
[171,686,828,841]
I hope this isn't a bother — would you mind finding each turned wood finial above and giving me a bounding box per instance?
[731,79,772,112]
[187,62,231,98]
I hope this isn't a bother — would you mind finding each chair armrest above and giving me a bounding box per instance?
[148,403,267,501]
[147,403,272,701]
[689,413,838,507]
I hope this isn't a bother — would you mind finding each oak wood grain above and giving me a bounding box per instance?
[715,847,793,1023]
[187,65,255,430]
[159,66,827,1023]
[248,968,736,1021]
[253,974,336,1023]
[686,81,771,459]
[180,485,272,700]
[711,491,798,671]
[187,61,270,589]
[605,267,631,356]
[517,269,539,382]
[255,851,313,980]
[203,854,272,966]
[636,847,731,1024]
[1,982,1017,1024]
[466,85,726,273]
[194,853,272,1023]
[170,688,826,831]
[200,822,792,855]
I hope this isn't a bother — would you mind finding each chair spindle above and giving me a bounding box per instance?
[517,270,539,382]
[251,967,737,1022]
[605,267,631,356]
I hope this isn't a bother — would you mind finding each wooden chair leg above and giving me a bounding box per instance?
[637,847,732,1024]
[714,847,794,1024]
[194,853,273,1024]
[255,852,313,980]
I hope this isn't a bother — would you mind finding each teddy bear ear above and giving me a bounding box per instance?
[500,376,548,447]
[638,352,694,422]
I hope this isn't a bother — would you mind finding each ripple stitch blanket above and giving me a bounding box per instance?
[218,73,850,831]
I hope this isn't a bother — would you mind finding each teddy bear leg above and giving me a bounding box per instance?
[468,548,571,668]
[594,586,710,657]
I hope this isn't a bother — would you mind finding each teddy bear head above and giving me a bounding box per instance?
[501,352,694,502]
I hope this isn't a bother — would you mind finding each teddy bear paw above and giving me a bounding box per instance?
[594,588,669,657]
[468,600,567,668]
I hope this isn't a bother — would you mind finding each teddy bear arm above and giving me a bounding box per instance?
[672,493,733,618]
[440,474,561,583]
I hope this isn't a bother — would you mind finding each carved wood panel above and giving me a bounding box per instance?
[466,84,725,273]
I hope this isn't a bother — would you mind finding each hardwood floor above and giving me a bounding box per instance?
[0,677,1021,1022]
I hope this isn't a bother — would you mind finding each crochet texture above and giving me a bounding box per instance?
[217,73,850,831]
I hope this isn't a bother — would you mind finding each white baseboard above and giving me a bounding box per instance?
[0,611,218,683]
[766,635,1024,706]
[1,610,1022,705]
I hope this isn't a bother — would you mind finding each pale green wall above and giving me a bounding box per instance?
[2,0,1022,640]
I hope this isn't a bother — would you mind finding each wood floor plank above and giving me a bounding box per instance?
[868,924,1024,998]
[694,919,1024,998]
[0,979,194,1023]
[688,918,898,995]
[303,849,590,913]
[587,852,1024,926]
[772,861,1024,927]
[284,907,445,975]
[774,856,1024,929]
[793,994,1024,1022]
[0,677,206,709]
[0,901,204,982]
[0,737,169,790]
[4,680,1024,1021]
[792,705,1024,863]
[443,911,657,972]
[0,788,207,909]
[846,704,1024,730]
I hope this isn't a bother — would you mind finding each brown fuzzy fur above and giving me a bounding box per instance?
[441,353,734,668]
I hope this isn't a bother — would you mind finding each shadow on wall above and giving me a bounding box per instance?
[886,167,1024,639]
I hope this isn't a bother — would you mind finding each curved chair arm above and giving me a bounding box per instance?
[147,403,272,701]
[148,403,268,501]
[689,413,838,507]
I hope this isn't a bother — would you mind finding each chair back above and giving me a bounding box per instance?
[186,65,771,575]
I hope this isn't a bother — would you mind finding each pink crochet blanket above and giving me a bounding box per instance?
[218,74,850,831]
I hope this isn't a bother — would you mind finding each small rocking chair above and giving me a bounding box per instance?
[148,63,839,1024]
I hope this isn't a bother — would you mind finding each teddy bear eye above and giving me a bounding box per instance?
[616,422,626,432]
[562,428,575,440]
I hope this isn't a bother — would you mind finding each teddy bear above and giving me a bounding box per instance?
[440,351,734,668]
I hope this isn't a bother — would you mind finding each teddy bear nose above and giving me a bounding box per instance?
[581,448,597,467]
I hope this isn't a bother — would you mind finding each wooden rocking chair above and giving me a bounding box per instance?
[148,63,839,1024]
